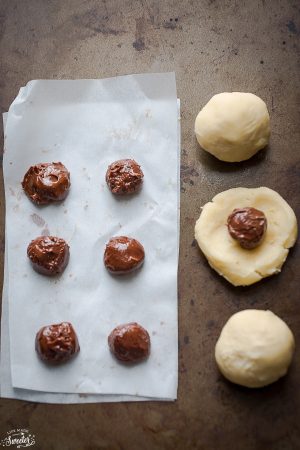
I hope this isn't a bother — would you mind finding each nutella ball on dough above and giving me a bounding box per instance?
[227,207,267,249]
[22,162,70,205]
[108,322,150,363]
[27,236,70,276]
[104,236,145,275]
[35,322,80,364]
[106,159,144,195]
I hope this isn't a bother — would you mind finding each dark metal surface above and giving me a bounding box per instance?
[0,1,300,449]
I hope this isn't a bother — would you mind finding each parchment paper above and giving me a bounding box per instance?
[0,97,180,403]
[1,73,179,400]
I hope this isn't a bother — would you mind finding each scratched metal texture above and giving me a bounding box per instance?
[0,1,300,449]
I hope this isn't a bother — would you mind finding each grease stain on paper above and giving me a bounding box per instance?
[30,213,45,227]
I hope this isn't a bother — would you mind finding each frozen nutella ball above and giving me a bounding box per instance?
[22,162,70,205]
[108,322,150,363]
[36,322,80,364]
[104,236,145,274]
[106,159,144,195]
[27,236,70,276]
[227,207,267,249]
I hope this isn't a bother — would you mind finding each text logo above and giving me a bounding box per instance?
[1,429,35,448]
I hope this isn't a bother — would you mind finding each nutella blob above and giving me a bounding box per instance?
[108,322,150,363]
[104,236,145,274]
[27,236,70,276]
[35,322,80,364]
[22,162,70,205]
[227,207,267,249]
[106,159,144,195]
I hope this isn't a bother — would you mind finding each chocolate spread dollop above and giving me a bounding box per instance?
[27,236,70,276]
[22,162,70,205]
[104,236,145,274]
[227,207,267,249]
[106,159,144,194]
[35,322,80,364]
[108,322,150,363]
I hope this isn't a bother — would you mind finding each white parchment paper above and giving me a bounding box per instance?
[1,99,180,403]
[2,73,179,399]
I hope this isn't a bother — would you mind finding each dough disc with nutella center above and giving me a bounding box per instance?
[195,187,297,286]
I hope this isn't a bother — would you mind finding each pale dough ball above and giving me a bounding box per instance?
[195,92,270,162]
[194,187,297,286]
[215,310,295,388]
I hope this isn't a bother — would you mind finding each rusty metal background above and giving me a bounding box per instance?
[0,1,299,449]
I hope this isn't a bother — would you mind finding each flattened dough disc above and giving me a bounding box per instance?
[195,187,297,286]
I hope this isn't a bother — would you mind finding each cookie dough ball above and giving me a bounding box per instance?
[108,322,150,363]
[35,322,80,364]
[104,236,145,275]
[106,159,144,194]
[215,310,295,388]
[27,236,70,276]
[195,92,270,162]
[22,162,70,205]
[195,187,297,286]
